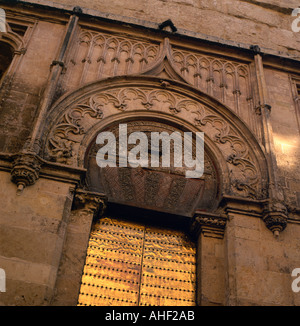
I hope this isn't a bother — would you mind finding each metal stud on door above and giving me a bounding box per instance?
[77,217,196,306]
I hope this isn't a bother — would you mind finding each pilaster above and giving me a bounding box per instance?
[51,188,107,305]
[190,211,227,306]
[252,46,288,236]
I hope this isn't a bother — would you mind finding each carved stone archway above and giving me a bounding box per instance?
[84,116,222,216]
[39,75,270,306]
[41,75,268,204]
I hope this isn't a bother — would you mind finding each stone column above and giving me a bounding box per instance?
[190,211,227,306]
[10,7,82,194]
[252,46,288,236]
[51,189,107,306]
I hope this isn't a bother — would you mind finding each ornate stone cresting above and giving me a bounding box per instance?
[11,153,42,195]
[263,200,288,237]
[73,188,107,218]
[190,211,227,239]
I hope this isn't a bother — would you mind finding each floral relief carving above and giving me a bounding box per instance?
[45,85,262,199]
[90,87,198,115]
[193,106,259,198]
[46,97,104,164]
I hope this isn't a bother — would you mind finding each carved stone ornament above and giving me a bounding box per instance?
[73,189,107,217]
[190,211,227,239]
[263,200,288,237]
[43,76,267,200]
[64,34,257,137]
[11,153,42,195]
[85,120,218,215]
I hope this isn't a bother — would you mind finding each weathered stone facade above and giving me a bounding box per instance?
[0,0,299,306]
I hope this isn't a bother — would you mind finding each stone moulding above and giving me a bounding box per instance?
[220,195,289,237]
[41,76,267,202]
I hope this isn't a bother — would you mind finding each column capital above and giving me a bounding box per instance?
[190,211,227,239]
[73,189,107,217]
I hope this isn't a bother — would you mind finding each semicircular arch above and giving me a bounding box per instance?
[41,75,269,204]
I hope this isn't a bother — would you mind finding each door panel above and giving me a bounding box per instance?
[77,217,196,306]
[139,227,196,306]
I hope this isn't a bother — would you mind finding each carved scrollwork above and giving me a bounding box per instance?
[45,83,263,200]
[46,97,104,164]
[73,189,107,217]
[190,212,227,239]
[193,106,260,198]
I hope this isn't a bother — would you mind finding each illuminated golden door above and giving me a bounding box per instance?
[77,216,196,306]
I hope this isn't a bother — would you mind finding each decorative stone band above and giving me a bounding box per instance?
[11,153,42,195]
[263,200,288,237]
[190,211,227,239]
[73,189,107,218]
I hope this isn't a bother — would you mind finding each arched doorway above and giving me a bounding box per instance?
[76,116,221,306]
[42,75,268,306]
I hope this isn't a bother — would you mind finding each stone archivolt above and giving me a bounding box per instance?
[64,32,257,136]
[6,26,277,234]
[42,76,266,203]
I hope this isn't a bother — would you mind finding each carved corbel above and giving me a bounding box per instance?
[11,153,42,195]
[73,189,107,219]
[263,200,288,237]
[254,103,271,115]
[190,211,227,239]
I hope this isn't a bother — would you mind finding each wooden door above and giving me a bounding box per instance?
[77,216,196,306]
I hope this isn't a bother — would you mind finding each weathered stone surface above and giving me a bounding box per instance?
[0,171,73,305]
[20,0,300,55]
[0,0,299,307]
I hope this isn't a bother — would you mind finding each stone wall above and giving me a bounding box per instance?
[225,213,300,306]
[0,18,65,153]
[0,171,73,305]
[20,0,300,56]
[0,0,299,306]
[264,68,300,208]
